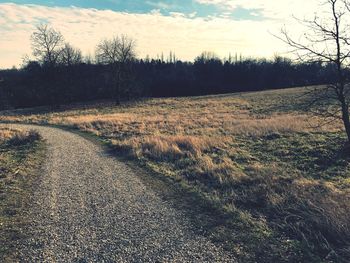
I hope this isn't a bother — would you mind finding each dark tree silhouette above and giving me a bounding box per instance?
[59,43,83,66]
[31,24,64,66]
[30,24,66,107]
[0,23,340,111]
[96,35,136,104]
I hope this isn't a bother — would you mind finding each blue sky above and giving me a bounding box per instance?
[0,0,264,20]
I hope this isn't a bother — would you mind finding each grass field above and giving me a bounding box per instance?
[0,128,44,262]
[1,86,349,262]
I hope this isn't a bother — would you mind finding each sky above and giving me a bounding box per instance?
[0,0,323,68]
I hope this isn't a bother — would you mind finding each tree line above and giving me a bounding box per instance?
[0,24,339,109]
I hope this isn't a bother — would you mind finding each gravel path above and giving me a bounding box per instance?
[6,124,235,262]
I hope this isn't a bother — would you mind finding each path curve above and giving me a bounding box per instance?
[5,124,235,262]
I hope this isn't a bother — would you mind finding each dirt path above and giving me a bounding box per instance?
[6,124,235,262]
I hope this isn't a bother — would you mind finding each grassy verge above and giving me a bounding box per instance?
[1,87,349,262]
[0,128,44,262]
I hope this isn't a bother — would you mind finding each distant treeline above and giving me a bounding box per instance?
[0,55,337,109]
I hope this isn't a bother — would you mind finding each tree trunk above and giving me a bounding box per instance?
[115,81,120,105]
[115,69,121,105]
[111,64,120,105]
[341,100,350,142]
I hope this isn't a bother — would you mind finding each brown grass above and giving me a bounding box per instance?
[0,128,41,146]
[0,89,343,138]
[56,112,341,137]
[114,135,224,159]
[0,128,19,141]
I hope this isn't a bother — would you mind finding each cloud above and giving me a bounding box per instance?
[145,1,176,10]
[0,2,299,68]
[195,0,321,19]
[188,12,197,18]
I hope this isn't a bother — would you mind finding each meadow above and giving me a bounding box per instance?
[1,86,349,262]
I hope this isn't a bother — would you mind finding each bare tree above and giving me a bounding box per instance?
[96,35,136,104]
[59,43,82,66]
[31,24,64,66]
[30,24,65,107]
[195,51,221,64]
[279,0,350,142]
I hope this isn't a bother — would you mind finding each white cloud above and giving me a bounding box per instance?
[145,1,176,10]
[149,9,162,15]
[169,12,186,18]
[195,0,322,19]
[189,12,197,18]
[0,2,304,68]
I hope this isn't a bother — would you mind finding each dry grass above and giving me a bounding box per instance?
[0,127,43,261]
[0,128,41,146]
[0,87,343,137]
[114,135,224,159]
[238,163,350,253]
[0,128,19,141]
[55,112,341,136]
[1,87,349,262]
